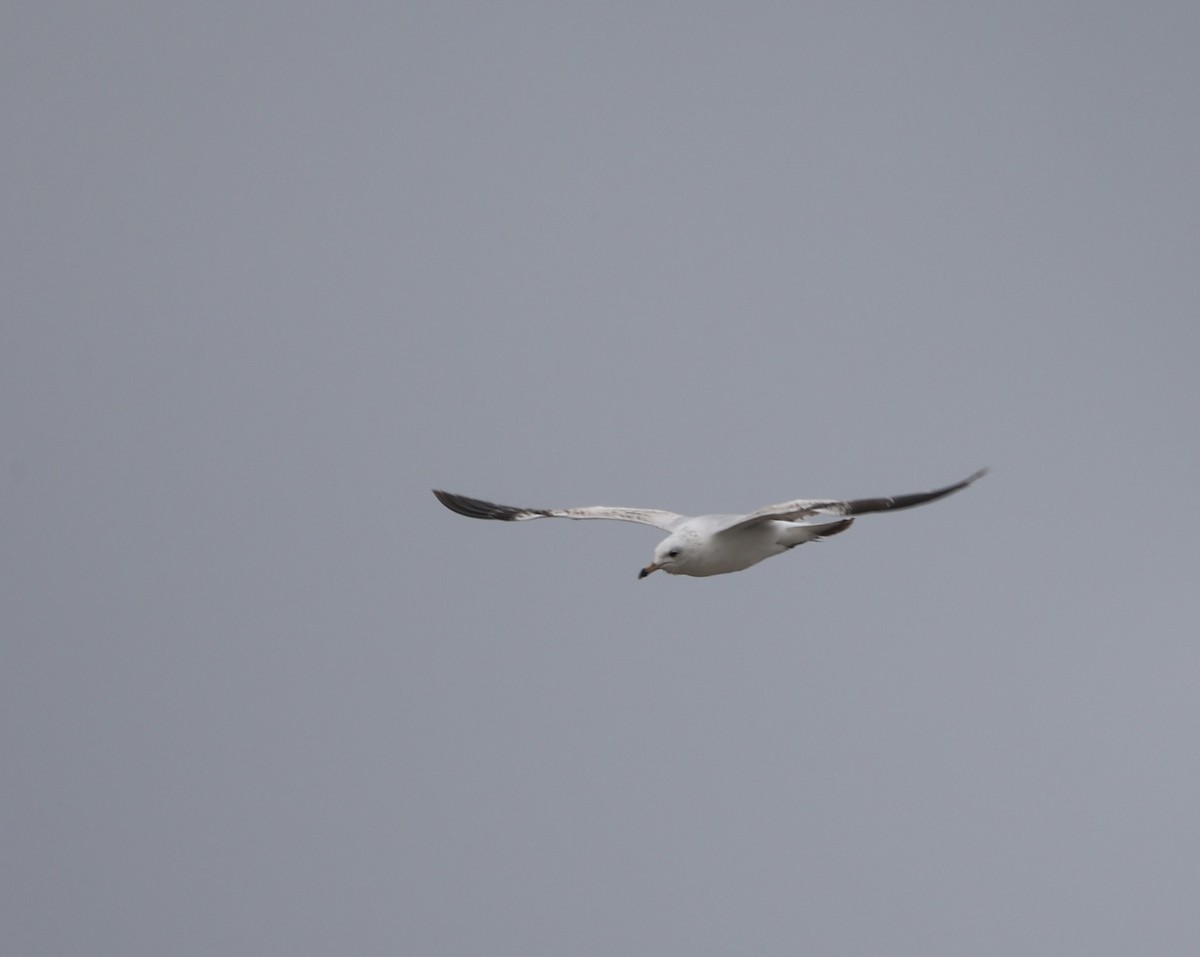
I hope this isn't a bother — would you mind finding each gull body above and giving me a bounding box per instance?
[640,514,851,578]
[433,469,987,580]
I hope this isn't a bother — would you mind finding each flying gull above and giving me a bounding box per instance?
[433,469,987,579]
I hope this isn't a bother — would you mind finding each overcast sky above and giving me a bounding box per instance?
[4,3,1199,955]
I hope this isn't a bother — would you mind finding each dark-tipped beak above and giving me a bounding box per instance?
[638,563,659,580]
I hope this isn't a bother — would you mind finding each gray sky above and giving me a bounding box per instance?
[4,2,1199,955]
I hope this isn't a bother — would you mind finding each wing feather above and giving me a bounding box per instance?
[715,469,987,534]
[433,490,684,531]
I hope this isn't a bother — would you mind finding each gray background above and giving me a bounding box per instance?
[4,3,1199,955]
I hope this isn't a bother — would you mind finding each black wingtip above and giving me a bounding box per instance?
[432,489,538,521]
[844,468,989,516]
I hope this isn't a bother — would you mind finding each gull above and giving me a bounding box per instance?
[433,468,987,579]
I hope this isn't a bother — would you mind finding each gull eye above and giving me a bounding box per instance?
[667,548,681,558]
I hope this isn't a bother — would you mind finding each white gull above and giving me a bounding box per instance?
[433,469,987,580]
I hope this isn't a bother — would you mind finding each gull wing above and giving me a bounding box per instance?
[714,469,988,534]
[433,490,685,532]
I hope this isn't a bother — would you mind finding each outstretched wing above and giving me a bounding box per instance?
[716,468,988,534]
[433,490,685,532]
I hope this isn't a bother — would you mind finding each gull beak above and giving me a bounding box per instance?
[638,562,660,580]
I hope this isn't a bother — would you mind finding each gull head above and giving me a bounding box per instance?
[639,535,689,579]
